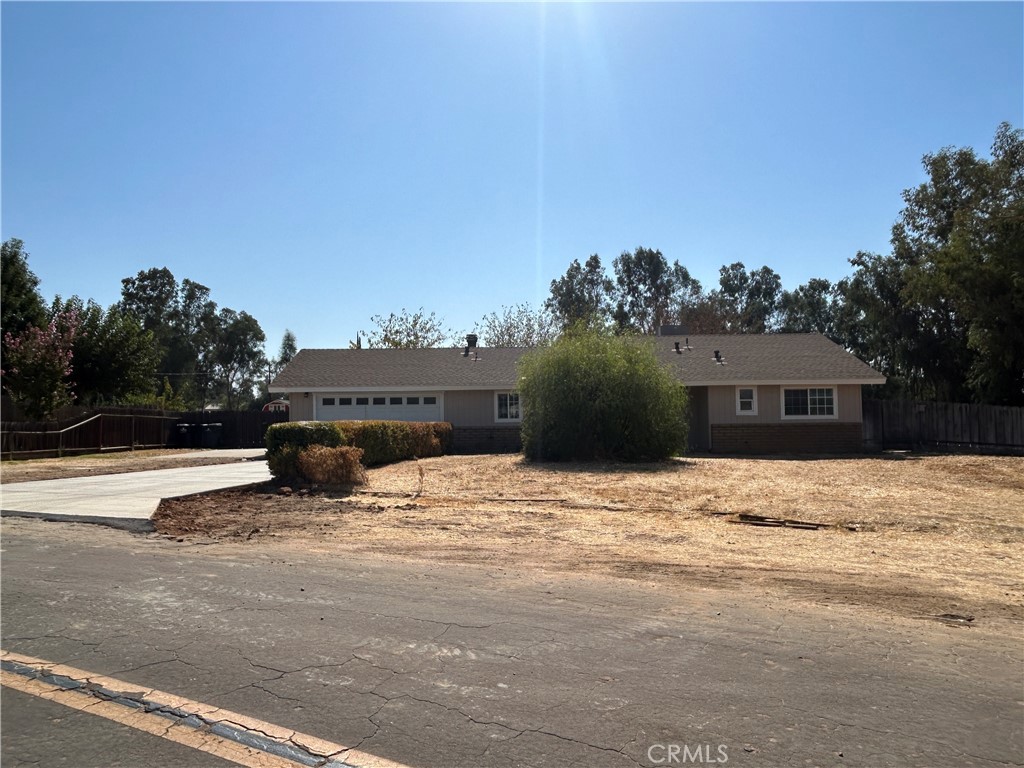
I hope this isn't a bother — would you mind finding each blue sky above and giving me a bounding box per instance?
[2,2,1021,354]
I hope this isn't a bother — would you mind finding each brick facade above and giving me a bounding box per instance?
[451,426,522,454]
[710,422,864,454]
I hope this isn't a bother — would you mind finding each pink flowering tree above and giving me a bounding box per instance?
[1,309,81,420]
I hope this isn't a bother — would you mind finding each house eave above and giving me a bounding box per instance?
[270,376,885,395]
[269,384,517,394]
[683,377,886,387]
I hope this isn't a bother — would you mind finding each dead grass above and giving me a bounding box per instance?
[153,453,1024,627]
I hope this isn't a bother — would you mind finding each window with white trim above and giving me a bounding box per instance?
[736,387,757,415]
[496,392,521,422]
[783,387,835,417]
[322,397,335,406]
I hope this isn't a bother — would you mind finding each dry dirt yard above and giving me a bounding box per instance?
[153,453,1024,630]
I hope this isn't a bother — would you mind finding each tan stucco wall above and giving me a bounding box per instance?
[708,384,862,424]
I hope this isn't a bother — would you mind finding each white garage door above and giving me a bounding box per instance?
[316,393,443,422]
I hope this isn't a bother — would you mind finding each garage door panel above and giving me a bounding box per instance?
[317,394,442,423]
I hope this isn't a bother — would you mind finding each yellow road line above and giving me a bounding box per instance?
[1,649,410,768]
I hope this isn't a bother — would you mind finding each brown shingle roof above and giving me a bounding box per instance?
[270,347,528,391]
[654,333,885,385]
[269,334,884,392]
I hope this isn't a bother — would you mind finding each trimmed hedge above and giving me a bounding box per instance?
[265,421,344,455]
[266,421,345,482]
[267,443,304,481]
[334,421,452,466]
[265,419,451,481]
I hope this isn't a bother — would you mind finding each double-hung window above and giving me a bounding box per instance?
[496,392,521,422]
[736,387,757,415]
[782,387,836,418]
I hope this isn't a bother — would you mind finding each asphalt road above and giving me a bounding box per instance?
[2,517,1021,768]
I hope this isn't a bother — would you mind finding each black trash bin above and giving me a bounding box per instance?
[202,423,223,448]
[175,423,195,448]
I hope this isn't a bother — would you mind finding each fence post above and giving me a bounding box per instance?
[131,415,136,452]
[99,414,103,453]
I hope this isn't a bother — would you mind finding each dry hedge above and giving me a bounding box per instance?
[296,445,367,486]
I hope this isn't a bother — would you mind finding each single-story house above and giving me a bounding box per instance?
[269,332,885,454]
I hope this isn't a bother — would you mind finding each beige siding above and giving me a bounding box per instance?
[289,392,314,421]
[837,384,862,422]
[709,385,779,424]
[708,384,863,424]
[443,390,498,427]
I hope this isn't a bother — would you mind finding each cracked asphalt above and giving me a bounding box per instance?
[2,517,1022,768]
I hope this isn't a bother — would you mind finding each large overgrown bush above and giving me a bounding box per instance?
[335,421,451,466]
[517,330,688,461]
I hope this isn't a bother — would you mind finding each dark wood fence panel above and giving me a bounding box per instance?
[172,411,288,449]
[2,410,180,459]
[863,399,1024,454]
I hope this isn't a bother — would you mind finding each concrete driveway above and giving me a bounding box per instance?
[0,452,270,531]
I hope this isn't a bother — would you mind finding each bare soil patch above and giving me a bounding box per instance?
[0,449,257,483]
[153,453,1024,627]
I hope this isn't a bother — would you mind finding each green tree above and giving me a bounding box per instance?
[545,254,614,331]
[518,328,689,462]
[1,238,47,337]
[476,303,556,347]
[712,262,783,333]
[117,268,221,407]
[842,123,1023,404]
[209,309,267,410]
[126,377,188,411]
[277,330,298,368]
[612,247,683,333]
[779,278,845,339]
[117,268,230,409]
[51,296,160,406]
[118,267,178,333]
[897,122,1023,404]
[361,308,452,348]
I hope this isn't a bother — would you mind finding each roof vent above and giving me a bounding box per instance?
[714,350,726,365]
[466,334,478,348]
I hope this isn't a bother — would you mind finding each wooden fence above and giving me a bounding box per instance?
[862,399,1024,455]
[1,408,288,460]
